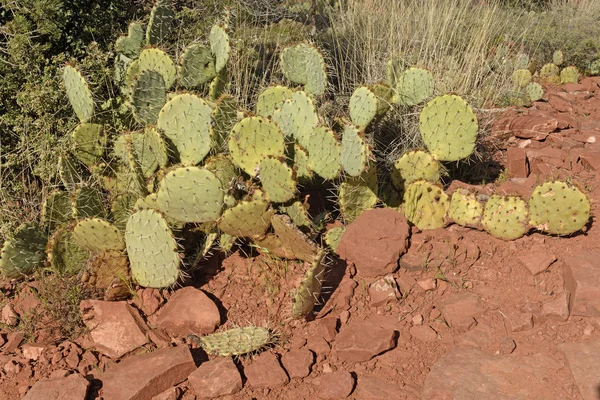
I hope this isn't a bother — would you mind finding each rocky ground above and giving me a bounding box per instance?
[2,78,600,399]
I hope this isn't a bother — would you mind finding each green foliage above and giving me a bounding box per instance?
[259,157,297,203]
[391,67,435,106]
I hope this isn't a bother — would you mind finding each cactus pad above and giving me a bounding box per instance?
[0,223,47,279]
[256,85,293,118]
[307,126,341,180]
[292,144,313,180]
[272,91,319,148]
[281,201,311,228]
[280,43,327,95]
[340,125,371,177]
[58,155,81,191]
[512,69,532,88]
[156,166,224,223]
[179,44,217,88]
[325,226,345,253]
[46,229,88,275]
[125,209,180,288]
[42,191,73,230]
[402,180,449,230]
[73,186,106,219]
[526,82,544,102]
[157,93,213,165]
[338,168,378,223]
[259,157,297,203]
[419,94,478,161]
[116,22,145,58]
[514,53,530,70]
[228,116,285,176]
[349,85,392,129]
[448,189,483,228]
[210,24,230,73]
[63,65,94,122]
[138,48,176,89]
[482,195,529,240]
[393,67,435,106]
[529,181,590,235]
[291,250,326,318]
[254,214,319,262]
[146,0,174,46]
[212,95,239,152]
[72,123,105,166]
[192,326,276,357]
[111,194,136,231]
[218,198,274,238]
[73,218,125,253]
[209,68,228,101]
[540,63,560,84]
[553,50,564,66]
[560,66,580,84]
[131,70,167,125]
[392,150,441,188]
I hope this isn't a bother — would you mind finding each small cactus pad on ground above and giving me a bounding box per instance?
[256,85,293,118]
[125,209,180,288]
[560,66,580,84]
[138,48,176,89]
[72,123,105,166]
[419,94,478,162]
[146,0,174,46]
[218,197,274,238]
[210,24,231,73]
[307,126,341,180]
[392,150,441,188]
[63,65,94,123]
[447,189,484,228]
[73,218,125,253]
[157,93,213,165]
[340,125,371,177]
[259,157,297,203]
[156,166,224,223]
[131,69,167,125]
[280,43,327,95]
[272,91,319,148]
[392,67,435,106]
[115,22,145,58]
[482,195,529,240]
[529,181,590,235]
[191,326,276,357]
[0,223,47,279]
[228,116,286,177]
[291,250,326,319]
[402,180,449,230]
[179,44,217,88]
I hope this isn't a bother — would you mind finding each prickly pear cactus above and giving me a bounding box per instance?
[138,48,176,89]
[125,208,180,288]
[419,94,478,162]
[280,43,327,95]
[447,189,483,228]
[560,66,579,84]
[306,126,341,180]
[210,24,230,73]
[526,82,544,102]
[191,326,276,357]
[116,22,145,58]
[73,218,125,253]
[402,180,449,230]
[42,191,73,230]
[512,69,532,88]
[131,70,167,125]
[392,150,441,189]
[59,155,81,191]
[514,53,530,70]
[292,144,313,180]
[482,195,529,240]
[338,168,378,223]
[157,93,213,165]
[228,116,286,176]
[281,201,311,228]
[72,123,106,166]
[209,68,228,101]
[349,84,392,129]
[259,157,297,203]
[553,50,564,66]
[291,250,326,319]
[218,197,274,238]
[340,125,371,177]
[212,95,239,152]
[254,214,319,262]
[325,226,345,253]
[179,44,216,88]
[529,181,590,235]
[63,65,94,123]
[256,85,293,118]
[156,167,224,223]
[0,223,47,279]
[540,63,560,84]
[392,67,435,106]
[73,186,106,219]
[272,91,319,148]
[146,0,174,46]
[111,194,137,231]
[46,229,88,275]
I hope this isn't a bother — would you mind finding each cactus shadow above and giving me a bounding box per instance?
[312,256,347,317]
[443,156,504,186]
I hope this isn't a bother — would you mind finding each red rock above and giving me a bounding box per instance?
[423,347,564,399]
[506,311,533,332]
[560,340,600,400]
[496,337,516,354]
[13,289,42,316]
[517,251,557,275]
[354,375,414,399]
[548,93,574,113]
[134,288,163,316]
[21,344,44,361]
[497,176,537,198]
[564,253,600,317]
[281,349,315,378]
[152,387,179,400]
[313,317,338,342]
[1,304,18,326]
[187,358,242,398]
[22,373,90,400]
[417,277,437,291]
[148,328,171,348]
[77,351,98,376]
[438,293,487,332]
[506,147,529,178]
[579,77,599,92]
[334,318,396,363]
[80,300,148,359]
[100,346,196,400]
[542,292,570,322]
[4,332,23,353]
[306,336,330,356]
[579,149,600,171]
[580,117,600,134]
[510,115,558,140]
[409,325,437,343]
[369,275,401,307]
[562,83,589,93]
[244,352,289,388]
[312,370,354,399]
[337,208,410,277]
[155,287,221,338]
[491,111,519,138]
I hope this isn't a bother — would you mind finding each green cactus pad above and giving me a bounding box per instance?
[212,94,238,152]
[281,201,311,228]
[349,84,392,129]
[540,63,560,84]
[204,154,238,191]
[338,168,378,223]
[73,218,125,253]
[512,69,532,88]
[210,24,231,73]
[42,191,73,230]
[192,326,276,357]
[228,116,286,177]
[218,232,236,253]
[560,66,580,84]
[134,193,159,211]
[218,198,274,238]
[307,126,341,180]
[146,0,174,46]
[553,50,564,66]
[325,226,345,253]
[73,186,106,219]
[156,166,224,223]
[291,250,326,319]
[58,155,81,191]
[482,195,529,240]
[72,123,105,166]
[125,58,141,88]
[111,194,137,231]
[209,67,228,101]
[63,65,94,122]
[125,209,180,288]
[256,86,293,118]
[340,125,371,177]
[259,214,319,262]
[292,144,313,180]
[179,44,217,88]
[157,93,213,165]
[393,67,435,106]
[0,223,47,279]
[259,157,297,203]
[272,91,319,148]
[448,189,483,228]
[46,229,88,275]
[131,70,167,125]
[138,48,176,89]
[529,181,590,235]
[115,22,145,58]
[280,43,327,95]
[526,82,544,102]
[392,150,441,188]
[402,180,449,230]
[514,53,530,70]
[419,94,478,162]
